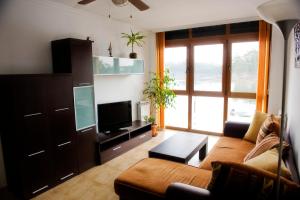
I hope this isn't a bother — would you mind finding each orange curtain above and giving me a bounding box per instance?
[156,32,165,128]
[256,20,271,112]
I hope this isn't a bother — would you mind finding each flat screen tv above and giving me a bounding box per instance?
[97,101,132,132]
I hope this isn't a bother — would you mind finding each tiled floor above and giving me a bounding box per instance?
[33,129,220,200]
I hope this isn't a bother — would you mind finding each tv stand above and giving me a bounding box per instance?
[97,120,151,164]
[103,129,128,135]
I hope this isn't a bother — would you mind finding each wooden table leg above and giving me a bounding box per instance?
[199,143,207,160]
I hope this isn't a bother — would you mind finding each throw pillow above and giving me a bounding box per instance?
[256,114,280,144]
[244,133,290,162]
[244,148,291,179]
[244,111,267,143]
[207,161,300,200]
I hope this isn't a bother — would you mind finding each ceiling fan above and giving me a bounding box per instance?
[78,0,149,11]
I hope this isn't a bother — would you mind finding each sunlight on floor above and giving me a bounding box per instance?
[33,129,220,200]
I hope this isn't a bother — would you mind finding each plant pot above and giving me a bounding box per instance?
[151,124,158,137]
[129,52,137,59]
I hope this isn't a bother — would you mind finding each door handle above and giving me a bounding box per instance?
[60,173,74,181]
[28,150,45,157]
[24,112,42,118]
[32,185,48,194]
[113,146,121,151]
[55,107,70,112]
[57,141,71,147]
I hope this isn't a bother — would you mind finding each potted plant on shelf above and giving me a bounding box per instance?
[143,69,176,136]
[144,116,157,137]
[121,30,145,59]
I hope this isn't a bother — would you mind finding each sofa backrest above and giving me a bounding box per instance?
[284,132,300,184]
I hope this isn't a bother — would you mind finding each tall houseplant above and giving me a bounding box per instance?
[121,30,145,59]
[143,70,176,136]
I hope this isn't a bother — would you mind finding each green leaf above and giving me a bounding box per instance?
[143,70,176,111]
[121,30,146,49]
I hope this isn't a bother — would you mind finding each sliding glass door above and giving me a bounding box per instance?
[164,39,259,135]
[164,46,189,129]
[227,41,259,122]
[192,43,224,133]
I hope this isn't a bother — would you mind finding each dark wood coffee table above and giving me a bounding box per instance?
[148,133,208,164]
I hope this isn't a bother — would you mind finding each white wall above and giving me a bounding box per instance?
[268,27,284,114]
[0,0,155,188]
[268,24,300,178]
[286,28,300,177]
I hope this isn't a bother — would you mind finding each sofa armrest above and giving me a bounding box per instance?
[223,121,250,138]
[166,183,212,200]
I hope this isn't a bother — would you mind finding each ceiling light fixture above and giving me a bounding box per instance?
[112,0,129,7]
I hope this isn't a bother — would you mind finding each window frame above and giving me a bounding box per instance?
[164,27,259,135]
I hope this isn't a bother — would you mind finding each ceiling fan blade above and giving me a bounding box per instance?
[128,0,149,11]
[78,0,96,5]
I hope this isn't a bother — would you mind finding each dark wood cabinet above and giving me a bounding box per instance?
[0,38,97,199]
[13,76,47,116]
[0,74,78,199]
[51,38,93,86]
[48,75,78,183]
[22,114,50,157]
[48,75,74,110]
[54,142,77,184]
[77,126,98,173]
[22,152,53,197]
[50,109,75,146]
[52,38,98,174]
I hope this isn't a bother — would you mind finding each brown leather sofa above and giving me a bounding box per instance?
[114,122,300,200]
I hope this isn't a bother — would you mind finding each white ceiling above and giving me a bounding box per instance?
[48,0,269,32]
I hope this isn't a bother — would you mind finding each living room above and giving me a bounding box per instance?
[0,0,300,199]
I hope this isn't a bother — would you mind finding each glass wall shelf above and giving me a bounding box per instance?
[93,56,144,75]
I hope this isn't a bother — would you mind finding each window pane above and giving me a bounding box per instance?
[164,47,187,90]
[228,98,256,122]
[192,96,223,133]
[194,44,223,91]
[165,95,188,128]
[231,42,259,93]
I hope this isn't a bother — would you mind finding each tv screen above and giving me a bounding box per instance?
[97,101,132,132]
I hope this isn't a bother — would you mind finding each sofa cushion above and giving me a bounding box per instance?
[207,161,300,200]
[256,114,280,144]
[244,148,292,179]
[114,158,212,197]
[243,111,267,143]
[244,133,286,162]
[199,137,255,170]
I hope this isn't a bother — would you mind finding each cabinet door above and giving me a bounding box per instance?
[14,76,51,157]
[49,75,73,110]
[71,40,93,86]
[73,86,96,131]
[54,142,77,183]
[51,109,78,182]
[14,76,47,118]
[22,152,53,198]
[51,108,75,145]
[23,114,51,156]
[49,75,75,145]
[48,75,78,182]
[77,126,98,173]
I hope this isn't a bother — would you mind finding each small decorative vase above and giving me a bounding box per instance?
[151,124,158,137]
[129,52,137,59]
